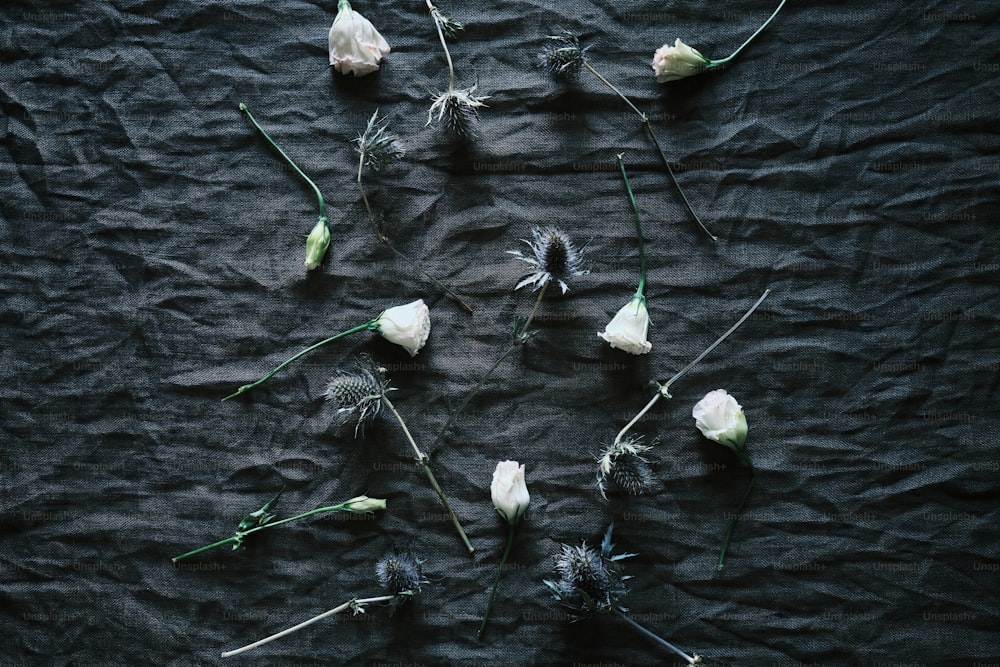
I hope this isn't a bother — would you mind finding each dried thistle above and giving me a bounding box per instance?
[427,86,489,137]
[508,226,589,294]
[324,357,391,437]
[356,110,404,173]
[541,31,588,77]
[597,437,654,498]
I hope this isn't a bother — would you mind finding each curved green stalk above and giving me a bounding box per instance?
[617,154,647,296]
[707,0,787,67]
[222,320,378,401]
[239,102,326,220]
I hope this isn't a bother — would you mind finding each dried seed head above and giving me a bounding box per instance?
[509,227,588,294]
[376,549,425,595]
[324,357,390,437]
[542,32,587,77]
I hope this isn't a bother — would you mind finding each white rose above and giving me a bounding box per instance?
[692,389,748,451]
[652,38,710,83]
[328,0,390,77]
[491,460,529,526]
[375,299,430,357]
[597,295,652,355]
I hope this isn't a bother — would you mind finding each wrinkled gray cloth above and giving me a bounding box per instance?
[2,1,999,665]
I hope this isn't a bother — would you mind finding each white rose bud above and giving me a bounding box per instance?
[375,299,431,357]
[328,0,390,77]
[652,38,710,83]
[491,460,529,526]
[304,218,331,270]
[692,389,748,452]
[597,295,652,355]
[343,495,388,513]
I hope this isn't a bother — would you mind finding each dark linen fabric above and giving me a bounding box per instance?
[2,1,998,666]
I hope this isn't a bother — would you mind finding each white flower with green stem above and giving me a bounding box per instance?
[693,388,755,571]
[238,103,331,270]
[652,1,787,83]
[598,155,653,356]
[220,299,430,401]
[478,460,530,639]
[327,0,390,77]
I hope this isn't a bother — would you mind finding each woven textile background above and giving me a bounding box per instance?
[2,1,999,666]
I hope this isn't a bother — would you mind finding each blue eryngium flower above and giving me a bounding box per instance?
[543,526,702,664]
[544,524,635,615]
[508,226,588,294]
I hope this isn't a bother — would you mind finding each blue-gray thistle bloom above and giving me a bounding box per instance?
[541,32,588,77]
[376,549,426,596]
[325,357,390,437]
[508,227,588,294]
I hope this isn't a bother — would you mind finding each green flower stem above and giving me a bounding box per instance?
[477,523,517,639]
[582,62,715,241]
[617,154,647,296]
[614,608,700,664]
[239,102,326,221]
[425,0,455,91]
[718,456,755,571]
[612,289,771,447]
[222,320,378,401]
[707,0,787,67]
[381,395,475,555]
[427,280,548,454]
[357,156,474,315]
[171,501,373,563]
[221,594,394,658]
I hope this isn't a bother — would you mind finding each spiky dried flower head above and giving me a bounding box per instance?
[324,357,390,437]
[376,549,426,595]
[597,437,654,498]
[542,32,588,77]
[556,543,611,602]
[508,226,589,294]
[356,110,405,172]
[427,85,489,137]
[543,524,635,615]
